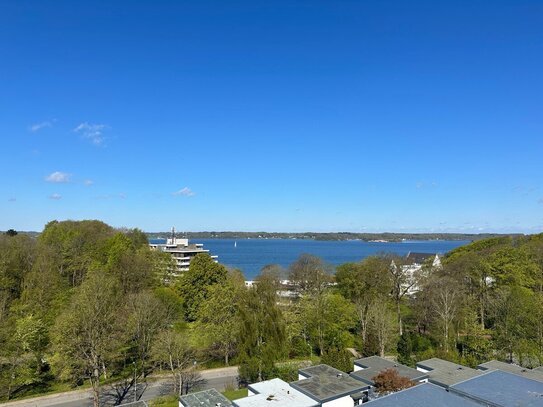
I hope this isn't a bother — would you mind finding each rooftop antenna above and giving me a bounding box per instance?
[171,226,176,241]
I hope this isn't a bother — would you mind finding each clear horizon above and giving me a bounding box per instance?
[1,1,542,234]
[5,223,532,236]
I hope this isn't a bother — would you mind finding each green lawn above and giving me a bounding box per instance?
[222,388,248,400]
[149,395,178,407]
[149,388,248,406]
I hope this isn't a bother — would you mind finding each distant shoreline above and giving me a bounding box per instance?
[146,231,518,242]
[5,230,522,243]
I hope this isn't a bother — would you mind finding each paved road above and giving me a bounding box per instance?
[1,367,239,407]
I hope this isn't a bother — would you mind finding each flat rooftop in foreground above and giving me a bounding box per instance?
[451,370,543,406]
[352,356,428,385]
[291,364,369,403]
[233,378,319,407]
[416,358,483,387]
[478,360,543,383]
[363,382,481,406]
[180,388,233,407]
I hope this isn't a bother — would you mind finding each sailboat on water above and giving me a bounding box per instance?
[234,241,237,248]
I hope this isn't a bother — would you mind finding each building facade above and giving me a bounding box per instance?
[149,229,218,274]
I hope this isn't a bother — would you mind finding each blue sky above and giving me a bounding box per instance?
[1,0,542,233]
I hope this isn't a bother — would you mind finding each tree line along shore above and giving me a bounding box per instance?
[147,231,514,241]
[4,229,513,242]
[0,220,542,407]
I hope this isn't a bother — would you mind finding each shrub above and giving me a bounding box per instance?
[372,368,415,393]
[321,348,353,373]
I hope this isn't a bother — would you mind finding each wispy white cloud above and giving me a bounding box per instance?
[74,122,108,145]
[49,193,62,200]
[94,193,126,200]
[45,171,71,183]
[173,187,195,197]
[29,119,55,132]
[84,179,94,186]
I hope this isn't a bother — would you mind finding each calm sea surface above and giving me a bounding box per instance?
[178,238,470,279]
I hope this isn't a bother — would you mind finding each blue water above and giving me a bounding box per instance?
[169,238,470,279]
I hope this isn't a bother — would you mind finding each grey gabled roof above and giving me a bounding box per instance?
[450,370,543,406]
[363,383,482,406]
[405,252,437,264]
[291,364,369,403]
[180,388,233,407]
[416,358,483,388]
[478,360,543,383]
[351,356,428,385]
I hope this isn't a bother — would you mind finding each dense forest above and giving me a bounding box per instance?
[1,220,542,407]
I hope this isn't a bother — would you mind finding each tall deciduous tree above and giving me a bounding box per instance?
[196,274,244,365]
[429,276,463,353]
[369,296,396,357]
[38,220,114,287]
[151,329,202,396]
[126,291,169,375]
[387,254,425,336]
[51,270,123,407]
[176,253,228,321]
[492,286,539,364]
[336,257,391,352]
[299,292,357,355]
[238,273,286,383]
[1,315,47,400]
[0,234,35,321]
[288,254,332,296]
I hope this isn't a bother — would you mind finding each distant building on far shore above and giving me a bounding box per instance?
[149,227,218,274]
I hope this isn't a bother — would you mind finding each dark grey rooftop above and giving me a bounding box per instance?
[405,252,436,264]
[363,383,482,406]
[478,360,543,383]
[416,358,483,388]
[180,388,233,407]
[351,356,428,385]
[451,370,543,406]
[122,402,148,407]
[291,364,369,403]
